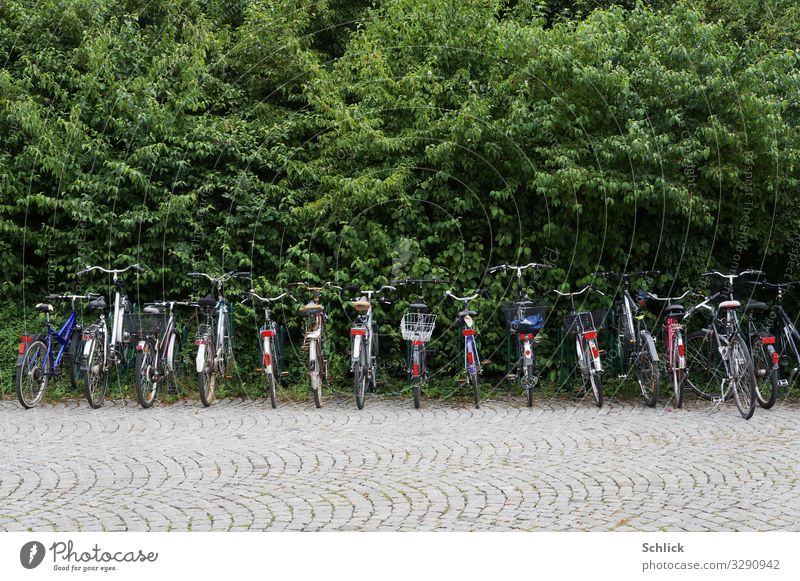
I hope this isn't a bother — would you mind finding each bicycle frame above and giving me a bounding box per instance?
[18,310,78,372]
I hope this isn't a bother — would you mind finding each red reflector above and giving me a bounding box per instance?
[20,335,32,343]
[591,346,599,358]
[761,336,775,345]
[412,363,420,377]
[412,340,425,346]
[17,344,26,355]
[583,331,598,340]
[261,330,275,337]
[462,329,476,336]
[467,351,474,364]
[264,353,271,367]
[525,350,531,357]
[194,340,208,345]
[351,329,366,336]
[678,344,685,357]
[771,352,780,365]
[519,333,533,340]
[82,335,92,341]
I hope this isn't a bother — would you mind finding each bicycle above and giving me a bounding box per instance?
[488,262,552,407]
[554,285,607,407]
[77,263,145,408]
[189,270,251,407]
[683,270,760,420]
[444,288,484,408]
[15,293,97,408]
[642,289,696,408]
[593,270,660,407]
[743,279,799,408]
[394,278,449,409]
[291,281,342,408]
[132,300,192,408]
[347,284,394,409]
[244,288,295,408]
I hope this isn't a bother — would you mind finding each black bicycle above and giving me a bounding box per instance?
[684,271,759,420]
[593,270,660,407]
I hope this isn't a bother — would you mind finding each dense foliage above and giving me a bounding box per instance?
[1,0,798,387]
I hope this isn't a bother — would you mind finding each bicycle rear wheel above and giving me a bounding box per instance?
[752,336,779,409]
[68,332,83,391]
[731,335,756,419]
[310,341,323,408]
[134,339,158,408]
[635,334,659,407]
[578,337,602,407]
[671,331,685,408]
[198,342,216,407]
[354,354,368,410]
[83,330,109,408]
[16,340,48,408]
[685,330,725,401]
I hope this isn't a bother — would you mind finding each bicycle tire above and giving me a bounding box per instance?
[83,330,109,409]
[411,345,423,409]
[635,334,659,407]
[68,332,83,391]
[16,339,48,408]
[469,370,480,409]
[685,330,725,401]
[198,341,216,407]
[354,353,368,410]
[584,341,603,408]
[752,337,779,409]
[310,340,323,408]
[267,371,277,409]
[671,331,684,408]
[134,339,158,408]
[166,332,182,395]
[731,335,756,419]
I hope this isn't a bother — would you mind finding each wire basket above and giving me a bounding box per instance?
[401,312,437,342]
[125,313,167,338]
[501,302,548,328]
[563,308,607,334]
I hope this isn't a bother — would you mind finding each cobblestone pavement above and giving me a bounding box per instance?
[1,397,798,531]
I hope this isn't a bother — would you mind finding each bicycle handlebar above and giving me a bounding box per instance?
[391,278,450,286]
[44,293,101,301]
[245,290,296,304]
[701,269,764,280]
[593,269,659,279]
[552,285,605,298]
[188,271,251,285]
[644,289,696,302]
[444,290,481,302]
[488,262,552,274]
[747,280,800,290]
[77,264,144,277]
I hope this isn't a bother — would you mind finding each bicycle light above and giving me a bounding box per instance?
[18,336,31,354]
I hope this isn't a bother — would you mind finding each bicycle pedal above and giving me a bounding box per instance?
[711,397,724,404]
[504,373,517,381]
[778,379,789,387]
[280,371,290,377]
[617,374,628,379]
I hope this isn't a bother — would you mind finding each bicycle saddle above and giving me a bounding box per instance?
[299,302,324,316]
[664,304,685,316]
[409,301,428,312]
[353,298,371,312]
[88,296,107,310]
[197,293,217,307]
[143,305,163,314]
[35,303,54,313]
[719,300,741,310]
[458,309,478,318]
[744,300,768,312]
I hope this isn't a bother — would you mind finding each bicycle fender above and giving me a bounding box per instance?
[82,337,95,370]
[587,338,602,372]
[522,339,533,366]
[640,331,659,363]
[195,343,207,373]
[308,338,318,363]
[351,335,362,365]
[262,337,273,373]
[166,334,177,373]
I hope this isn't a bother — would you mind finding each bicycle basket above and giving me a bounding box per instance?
[401,312,437,342]
[125,313,167,338]
[563,308,607,334]
[502,302,548,330]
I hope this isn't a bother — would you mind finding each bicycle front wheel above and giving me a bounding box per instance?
[752,336,779,409]
[671,331,685,408]
[635,336,659,407]
[83,331,109,408]
[731,335,756,419]
[16,340,49,408]
[469,369,480,409]
[310,341,323,408]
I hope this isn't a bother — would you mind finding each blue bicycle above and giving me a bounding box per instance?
[15,293,97,408]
